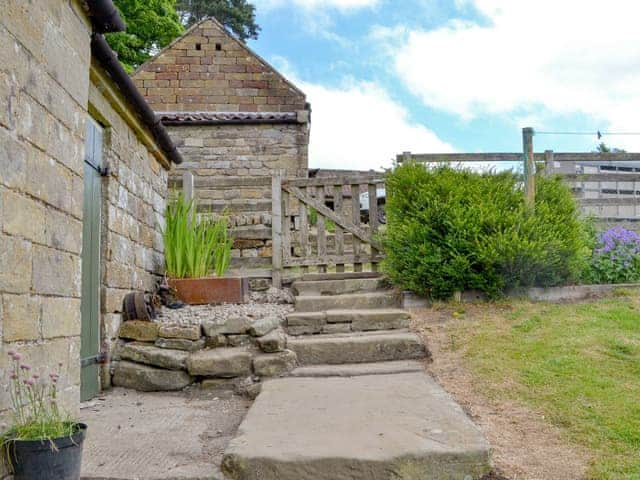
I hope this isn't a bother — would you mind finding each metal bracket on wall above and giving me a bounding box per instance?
[81,352,107,367]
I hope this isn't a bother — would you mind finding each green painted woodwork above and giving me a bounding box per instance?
[81,119,103,401]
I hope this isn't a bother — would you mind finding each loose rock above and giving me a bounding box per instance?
[227,334,251,347]
[256,328,286,353]
[118,321,159,342]
[112,361,192,391]
[188,347,253,378]
[253,350,297,377]
[249,316,281,337]
[205,334,228,348]
[118,342,188,370]
[155,337,205,352]
[158,324,201,341]
[203,315,251,336]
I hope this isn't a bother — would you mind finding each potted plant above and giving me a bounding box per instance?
[1,350,87,480]
[164,194,246,304]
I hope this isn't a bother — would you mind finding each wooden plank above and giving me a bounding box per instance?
[316,187,327,273]
[301,272,382,281]
[351,184,362,272]
[183,171,194,203]
[283,185,381,249]
[285,175,384,187]
[523,127,535,208]
[334,184,345,273]
[562,173,640,182]
[171,175,272,188]
[398,151,640,164]
[368,183,379,271]
[271,173,283,288]
[196,200,272,212]
[580,198,640,206]
[284,254,383,267]
[299,187,310,258]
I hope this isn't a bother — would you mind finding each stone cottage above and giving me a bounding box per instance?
[132,18,310,275]
[0,0,181,431]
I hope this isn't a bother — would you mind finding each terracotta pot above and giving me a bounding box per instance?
[168,277,248,305]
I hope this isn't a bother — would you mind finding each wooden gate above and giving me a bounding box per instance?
[271,173,385,287]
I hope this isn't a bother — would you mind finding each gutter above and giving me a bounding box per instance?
[84,0,126,33]
[90,33,183,164]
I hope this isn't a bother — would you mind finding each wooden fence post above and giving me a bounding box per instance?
[543,150,554,176]
[183,171,194,203]
[271,172,283,288]
[522,127,535,208]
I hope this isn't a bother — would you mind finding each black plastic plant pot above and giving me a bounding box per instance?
[4,423,87,480]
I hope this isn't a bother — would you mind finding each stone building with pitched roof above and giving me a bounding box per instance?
[133,18,311,273]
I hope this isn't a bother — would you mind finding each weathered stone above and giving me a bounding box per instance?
[227,334,251,347]
[233,377,262,400]
[249,315,280,337]
[118,321,159,342]
[112,361,193,392]
[201,378,234,390]
[187,347,252,378]
[118,342,188,370]
[253,350,297,377]
[205,334,228,348]
[2,293,40,341]
[0,235,32,294]
[295,292,400,313]
[3,190,45,243]
[203,315,251,336]
[155,337,205,352]
[41,296,81,339]
[158,323,201,341]
[256,328,286,353]
[32,245,81,297]
[322,323,352,334]
[249,278,270,292]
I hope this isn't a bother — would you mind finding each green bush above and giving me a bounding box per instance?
[382,163,591,299]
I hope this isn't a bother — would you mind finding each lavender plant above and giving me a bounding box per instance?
[2,350,76,446]
[586,226,640,284]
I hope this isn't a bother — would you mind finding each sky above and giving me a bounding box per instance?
[245,0,640,171]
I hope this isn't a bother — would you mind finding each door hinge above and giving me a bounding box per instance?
[81,352,107,368]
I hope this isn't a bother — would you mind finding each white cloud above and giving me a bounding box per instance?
[254,0,379,11]
[298,79,454,170]
[391,0,640,149]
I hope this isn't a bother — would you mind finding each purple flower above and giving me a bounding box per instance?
[20,364,30,371]
[23,379,34,387]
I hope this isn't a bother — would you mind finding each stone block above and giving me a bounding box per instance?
[0,234,32,293]
[3,294,40,341]
[322,323,352,334]
[0,129,27,190]
[2,190,45,243]
[227,334,251,347]
[117,342,188,370]
[253,350,297,377]
[118,321,159,342]
[32,245,80,297]
[44,208,82,254]
[158,323,202,341]
[249,316,281,337]
[41,296,81,339]
[205,334,228,348]
[155,337,205,352]
[203,315,251,336]
[112,361,193,392]
[256,328,286,353]
[187,347,252,377]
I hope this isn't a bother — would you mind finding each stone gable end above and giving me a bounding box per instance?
[132,19,307,113]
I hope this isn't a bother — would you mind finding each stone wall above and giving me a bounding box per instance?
[0,1,92,428]
[88,79,170,388]
[132,18,307,113]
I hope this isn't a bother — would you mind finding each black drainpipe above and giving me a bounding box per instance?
[90,33,183,165]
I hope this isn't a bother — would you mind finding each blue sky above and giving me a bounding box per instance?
[247,0,640,170]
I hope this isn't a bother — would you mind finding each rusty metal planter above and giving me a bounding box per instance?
[169,277,249,305]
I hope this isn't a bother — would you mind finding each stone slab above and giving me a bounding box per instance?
[118,342,189,370]
[118,320,159,342]
[252,350,297,377]
[290,360,425,378]
[249,315,280,337]
[222,373,491,480]
[158,323,202,341]
[112,361,193,392]
[256,328,286,353]
[294,292,400,312]
[287,330,428,365]
[155,337,205,352]
[292,277,387,297]
[188,347,253,378]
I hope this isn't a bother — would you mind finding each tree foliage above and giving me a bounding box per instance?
[176,0,260,41]
[106,0,184,72]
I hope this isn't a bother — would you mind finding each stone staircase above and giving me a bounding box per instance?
[221,273,491,480]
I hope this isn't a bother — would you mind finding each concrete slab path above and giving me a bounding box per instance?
[222,372,492,480]
[80,387,251,480]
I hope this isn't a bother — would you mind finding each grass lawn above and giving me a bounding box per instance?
[447,294,640,480]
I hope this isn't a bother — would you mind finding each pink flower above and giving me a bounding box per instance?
[20,364,30,371]
[13,353,22,361]
[23,379,34,387]
[7,350,16,357]
[32,374,40,380]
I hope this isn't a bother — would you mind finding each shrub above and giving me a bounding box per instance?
[585,227,640,284]
[382,163,590,299]
[164,194,233,278]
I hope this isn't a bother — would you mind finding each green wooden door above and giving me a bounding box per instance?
[81,118,103,401]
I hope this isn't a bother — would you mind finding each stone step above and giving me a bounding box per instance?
[290,360,425,377]
[287,330,428,365]
[291,277,388,296]
[294,291,400,312]
[286,308,411,335]
[221,372,491,480]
